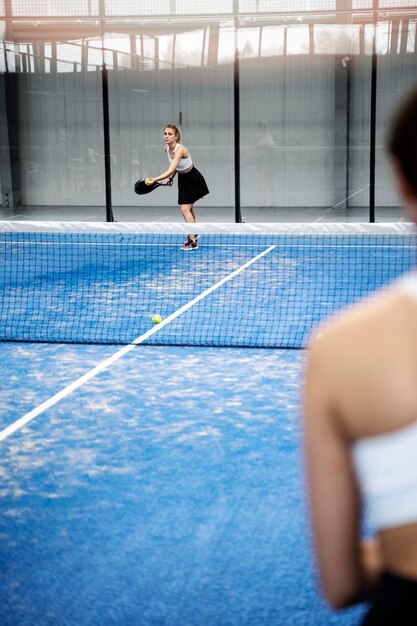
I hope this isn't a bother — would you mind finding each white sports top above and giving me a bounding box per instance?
[167,144,193,172]
[352,270,417,530]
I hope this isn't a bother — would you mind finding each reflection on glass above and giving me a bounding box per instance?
[407,21,416,53]
[260,26,284,57]
[218,27,235,64]
[0,3,415,223]
[314,25,360,55]
[177,0,233,13]
[175,30,205,66]
[238,28,260,58]
[287,26,310,55]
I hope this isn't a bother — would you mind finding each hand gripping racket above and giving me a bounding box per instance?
[134,178,172,195]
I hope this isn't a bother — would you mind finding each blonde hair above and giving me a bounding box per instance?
[164,123,181,143]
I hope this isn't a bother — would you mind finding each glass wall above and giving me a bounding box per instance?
[0,23,105,212]
[0,1,417,222]
[107,46,235,219]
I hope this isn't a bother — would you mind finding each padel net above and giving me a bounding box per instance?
[0,221,415,348]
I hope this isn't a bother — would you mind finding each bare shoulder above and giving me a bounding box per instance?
[174,142,187,156]
[171,144,188,158]
[309,288,411,356]
[307,289,416,381]
[306,287,417,436]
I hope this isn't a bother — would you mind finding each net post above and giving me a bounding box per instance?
[102,66,115,223]
[234,48,242,224]
[369,4,378,223]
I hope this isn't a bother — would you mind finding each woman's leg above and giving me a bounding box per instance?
[180,203,197,243]
[180,202,195,225]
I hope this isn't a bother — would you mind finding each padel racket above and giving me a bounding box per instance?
[134,178,172,195]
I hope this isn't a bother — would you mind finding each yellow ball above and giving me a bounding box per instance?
[145,178,153,185]
[152,314,162,324]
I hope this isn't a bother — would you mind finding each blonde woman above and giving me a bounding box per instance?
[147,124,209,250]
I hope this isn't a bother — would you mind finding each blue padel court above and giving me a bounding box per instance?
[2,1,417,622]
[0,222,415,625]
[0,342,366,626]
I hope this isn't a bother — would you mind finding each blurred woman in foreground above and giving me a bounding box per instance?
[304,86,417,625]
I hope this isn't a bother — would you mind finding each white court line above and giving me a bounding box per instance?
[0,244,276,443]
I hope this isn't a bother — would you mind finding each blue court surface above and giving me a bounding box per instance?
[2,224,409,624]
[0,341,367,625]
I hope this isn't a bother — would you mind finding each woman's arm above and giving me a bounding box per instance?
[304,337,379,608]
[149,146,186,183]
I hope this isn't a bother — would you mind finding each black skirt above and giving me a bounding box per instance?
[177,166,209,205]
[361,570,417,626]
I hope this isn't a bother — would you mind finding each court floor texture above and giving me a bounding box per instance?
[0,342,366,625]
